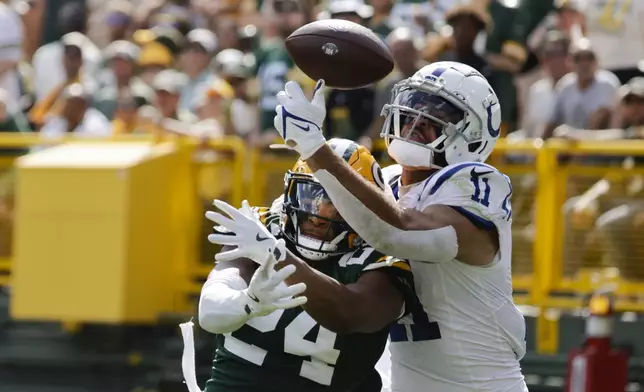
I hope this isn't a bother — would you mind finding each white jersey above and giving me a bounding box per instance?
[381,162,527,392]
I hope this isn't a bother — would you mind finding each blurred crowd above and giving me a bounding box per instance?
[0,0,644,280]
[0,0,641,148]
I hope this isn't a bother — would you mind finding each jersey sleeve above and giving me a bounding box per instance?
[340,247,417,318]
[418,162,513,228]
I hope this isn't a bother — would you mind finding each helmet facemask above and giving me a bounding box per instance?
[381,79,482,169]
[281,172,361,261]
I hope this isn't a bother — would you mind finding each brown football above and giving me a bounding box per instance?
[285,19,394,89]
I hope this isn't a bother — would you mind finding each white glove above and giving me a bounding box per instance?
[243,254,308,317]
[207,199,287,264]
[273,79,327,159]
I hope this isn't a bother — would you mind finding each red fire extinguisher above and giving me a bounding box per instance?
[565,292,630,392]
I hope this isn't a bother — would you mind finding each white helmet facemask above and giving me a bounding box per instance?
[381,78,484,170]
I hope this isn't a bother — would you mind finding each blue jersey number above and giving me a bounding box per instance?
[390,308,441,342]
[470,172,491,207]
[471,170,514,221]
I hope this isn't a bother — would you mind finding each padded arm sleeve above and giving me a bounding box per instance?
[198,267,251,334]
[314,169,458,263]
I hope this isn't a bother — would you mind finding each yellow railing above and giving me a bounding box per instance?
[1,133,644,353]
[541,140,644,310]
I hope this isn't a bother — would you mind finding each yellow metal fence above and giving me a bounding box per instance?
[1,133,644,351]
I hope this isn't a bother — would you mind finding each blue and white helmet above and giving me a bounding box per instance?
[380,61,502,169]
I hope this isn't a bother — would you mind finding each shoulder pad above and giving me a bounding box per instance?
[362,254,411,273]
[419,162,513,224]
[340,246,410,273]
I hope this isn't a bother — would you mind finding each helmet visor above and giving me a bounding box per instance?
[390,88,466,147]
[286,179,347,241]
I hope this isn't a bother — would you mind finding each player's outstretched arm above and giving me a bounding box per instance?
[275,249,406,334]
[198,249,307,334]
[306,147,499,265]
[198,257,255,334]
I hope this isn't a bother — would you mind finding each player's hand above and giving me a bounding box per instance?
[206,199,287,265]
[273,79,327,159]
[243,254,307,317]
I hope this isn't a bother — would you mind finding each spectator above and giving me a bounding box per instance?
[0,0,24,114]
[435,4,492,78]
[522,31,572,138]
[324,0,373,25]
[253,0,305,146]
[135,68,198,138]
[215,18,241,52]
[148,3,193,36]
[31,1,101,102]
[93,40,142,119]
[388,0,436,38]
[237,23,259,53]
[193,79,235,140]
[323,1,375,141]
[104,0,134,43]
[544,39,620,138]
[178,28,218,113]
[137,39,175,86]
[614,77,644,132]
[13,0,44,61]
[111,85,154,135]
[367,0,398,40]
[579,0,644,84]
[555,77,644,141]
[40,83,112,139]
[619,76,644,131]
[213,48,258,138]
[362,27,424,150]
[134,26,182,85]
[152,69,193,122]
[29,32,94,129]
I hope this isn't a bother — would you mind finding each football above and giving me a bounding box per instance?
[285,19,394,89]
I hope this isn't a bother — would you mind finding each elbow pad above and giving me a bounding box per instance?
[314,169,458,263]
[198,268,251,334]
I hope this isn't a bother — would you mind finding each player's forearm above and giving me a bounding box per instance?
[198,269,252,334]
[307,169,460,262]
[305,149,439,258]
[306,144,404,227]
[278,251,384,334]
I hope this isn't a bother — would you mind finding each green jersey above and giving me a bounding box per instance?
[205,208,415,392]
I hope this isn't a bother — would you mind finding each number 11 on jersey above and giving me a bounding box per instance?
[470,171,491,207]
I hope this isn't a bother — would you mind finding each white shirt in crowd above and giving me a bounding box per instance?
[31,36,102,101]
[0,2,24,113]
[40,108,112,139]
[522,77,558,138]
